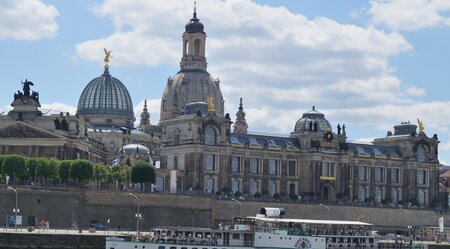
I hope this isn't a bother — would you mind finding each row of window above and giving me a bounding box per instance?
[206,156,429,185]
[357,186,427,205]
[231,156,297,176]
[231,179,297,196]
[356,166,427,185]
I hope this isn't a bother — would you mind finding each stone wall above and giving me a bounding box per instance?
[0,233,104,249]
[0,186,449,233]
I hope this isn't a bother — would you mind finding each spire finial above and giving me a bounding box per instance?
[239,97,243,111]
[193,1,197,18]
[312,105,315,111]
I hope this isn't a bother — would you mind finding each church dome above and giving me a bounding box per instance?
[160,71,224,120]
[294,106,332,133]
[77,69,134,119]
[185,12,205,34]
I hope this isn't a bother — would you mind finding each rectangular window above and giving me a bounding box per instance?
[418,169,427,185]
[231,156,240,173]
[322,162,330,176]
[268,159,278,175]
[205,154,215,170]
[250,181,258,195]
[206,178,214,193]
[288,161,296,176]
[391,168,400,183]
[155,176,164,192]
[250,158,259,174]
[268,181,277,195]
[231,179,240,193]
[358,166,367,181]
[289,183,296,195]
[375,167,384,182]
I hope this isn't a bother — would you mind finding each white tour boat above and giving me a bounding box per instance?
[106,207,379,249]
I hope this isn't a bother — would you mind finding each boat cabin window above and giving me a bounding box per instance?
[232,233,240,239]
[170,247,176,249]
[158,246,165,249]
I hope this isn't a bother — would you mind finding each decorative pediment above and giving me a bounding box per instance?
[0,122,59,139]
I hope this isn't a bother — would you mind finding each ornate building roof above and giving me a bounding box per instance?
[294,106,332,133]
[77,68,134,119]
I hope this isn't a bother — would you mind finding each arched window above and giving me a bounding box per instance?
[194,39,201,56]
[205,126,216,145]
[417,145,426,163]
[184,39,188,55]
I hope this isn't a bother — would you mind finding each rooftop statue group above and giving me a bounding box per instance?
[13,79,39,103]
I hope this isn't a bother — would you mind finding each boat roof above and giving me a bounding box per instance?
[251,217,372,226]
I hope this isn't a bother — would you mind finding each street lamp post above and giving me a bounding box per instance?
[231,198,242,217]
[128,193,140,240]
[7,186,18,228]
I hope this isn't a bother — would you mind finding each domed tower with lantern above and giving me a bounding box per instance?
[158,5,232,193]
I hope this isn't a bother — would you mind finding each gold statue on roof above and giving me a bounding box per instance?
[417,118,425,133]
[103,48,112,69]
[207,95,215,112]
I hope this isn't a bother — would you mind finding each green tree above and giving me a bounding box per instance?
[35,158,57,185]
[0,155,6,177]
[26,158,39,182]
[48,159,60,185]
[131,161,156,191]
[59,160,72,183]
[93,163,109,188]
[70,160,93,187]
[2,155,26,183]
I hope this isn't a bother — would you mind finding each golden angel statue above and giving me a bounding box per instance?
[207,95,215,112]
[417,118,425,133]
[103,48,112,69]
[103,48,112,63]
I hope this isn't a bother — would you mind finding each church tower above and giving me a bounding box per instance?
[160,5,224,121]
[233,98,248,134]
[139,99,150,130]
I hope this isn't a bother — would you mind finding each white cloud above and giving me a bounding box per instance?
[368,0,450,31]
[406,85,426,96]
[41,102,77,115]
[0,0,59,40]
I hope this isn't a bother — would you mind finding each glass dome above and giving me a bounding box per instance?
[77,69,134,118]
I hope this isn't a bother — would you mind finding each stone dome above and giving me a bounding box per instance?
[185,12,205,34]
[77,69,134,119]
[294,106,332,133]
[160,71,224,120]
[122,143,150,155]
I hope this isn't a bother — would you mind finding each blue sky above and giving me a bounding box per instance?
[1,0,450,164]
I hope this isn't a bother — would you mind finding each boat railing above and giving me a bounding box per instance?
[142,236,221,246]
[255,227,372,237]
